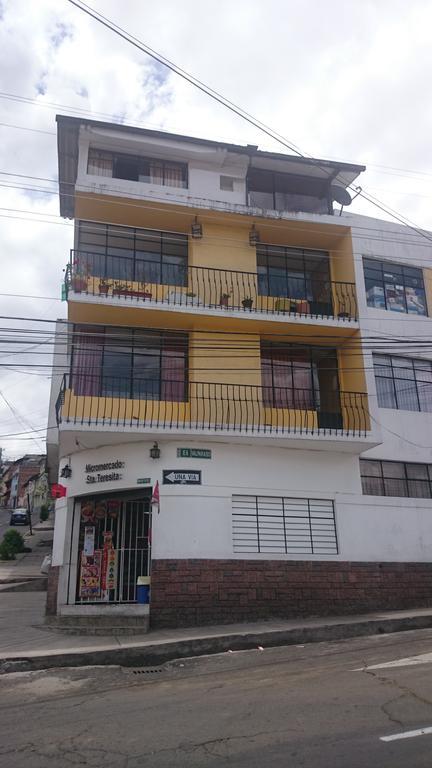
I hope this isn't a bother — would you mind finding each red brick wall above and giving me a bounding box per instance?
[150,559,432,628]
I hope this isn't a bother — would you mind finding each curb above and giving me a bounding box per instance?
[1,613,432,674]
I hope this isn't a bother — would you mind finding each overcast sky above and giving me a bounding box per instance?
[0,0,432,459]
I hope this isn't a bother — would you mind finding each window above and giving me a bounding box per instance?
[77,221,188,287]
[220,175,234,191]
[232,495,338,554]
[71,325,188,402]
[261,342,342,427]
[87,148,188,189]
[360,459,432,498]
[248,168,330,214]
[257,244,332,313]
[373,354,432,412]
[363,258,427,315]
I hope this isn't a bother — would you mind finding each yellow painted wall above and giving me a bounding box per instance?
[423,267,432,317]
[64,193,366,433]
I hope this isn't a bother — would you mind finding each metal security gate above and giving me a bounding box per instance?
[74,491,151,604]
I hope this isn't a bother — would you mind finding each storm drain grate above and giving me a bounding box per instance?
[131,667,164,675]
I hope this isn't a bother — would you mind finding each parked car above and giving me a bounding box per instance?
[9,508,29,526]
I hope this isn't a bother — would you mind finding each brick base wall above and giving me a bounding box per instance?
[45,566,60,616]
[150,559,432,628]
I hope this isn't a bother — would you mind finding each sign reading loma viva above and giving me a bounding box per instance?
[85,460,125,485]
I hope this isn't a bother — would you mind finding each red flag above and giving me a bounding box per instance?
[51,483,67,498]
[151,481,160,509]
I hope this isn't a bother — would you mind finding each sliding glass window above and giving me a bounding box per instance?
[373,354,432,412]
[360,459,432,498]
[257,245,332,313]
[261,342,341,427]
[71,325,188,402]
[363,258,427,315]
[87,148,188,189]
[77,221,188,287]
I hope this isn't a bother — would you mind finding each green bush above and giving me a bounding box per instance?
[0,540,16,560]
[40,507,49,522]
[3,529,25,553]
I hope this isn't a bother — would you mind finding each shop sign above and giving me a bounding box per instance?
[101,531,117,592]
[163,469,202,485]
[137,477,151,485]
[83,526,95,557]
[85,460,125,485]
[79,551,102,598]
[177,448,212,459]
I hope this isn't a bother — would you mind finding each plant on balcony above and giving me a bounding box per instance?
[98,279,111,296]
[112,281,152,299]
[241,297,253,310]
[220,292,231,307]
[71,257,90,293]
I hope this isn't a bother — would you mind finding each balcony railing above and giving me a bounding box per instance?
[56,375,369,437]
[65,250,358,321]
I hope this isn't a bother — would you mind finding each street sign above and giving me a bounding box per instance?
[137,478,151,485]
[177,448,212,459]
[163,469,202,485]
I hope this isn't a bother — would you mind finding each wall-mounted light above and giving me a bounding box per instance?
[191,216,203,239]
[150,442,161,460]
[60,464,72,479]
[249,224,260,246]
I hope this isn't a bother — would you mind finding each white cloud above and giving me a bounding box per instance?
[0,0,432,457]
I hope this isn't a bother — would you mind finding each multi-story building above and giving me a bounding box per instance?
[1,454,46,509]
[47,115,432,628]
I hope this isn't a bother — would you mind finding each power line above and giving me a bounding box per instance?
[65,0,432,247]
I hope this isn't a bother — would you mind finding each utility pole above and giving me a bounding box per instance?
[27,491,33,536]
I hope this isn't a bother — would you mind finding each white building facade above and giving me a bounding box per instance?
[47,116,432,628]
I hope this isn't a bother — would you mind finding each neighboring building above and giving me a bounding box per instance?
[46,115,432,629]
[23,458,50,519]
[1,455,46,509]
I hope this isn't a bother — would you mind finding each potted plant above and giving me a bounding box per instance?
[71,258,90,293]
[99,279,111,296]
[220,292,230,307]
[72,273,89,293]
[242,297,253,310]
[140,282,152,300]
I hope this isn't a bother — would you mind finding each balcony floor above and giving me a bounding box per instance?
[67,291,359,334]
[57,421,379,458]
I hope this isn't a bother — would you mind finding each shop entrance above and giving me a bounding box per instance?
[74,491,151,604]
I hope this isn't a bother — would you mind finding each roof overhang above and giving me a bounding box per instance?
[56,114,366,219]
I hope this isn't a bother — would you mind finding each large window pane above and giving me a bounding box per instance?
[374,353,432,413]
[363,258,427,315]
[361,475,384,495]
[361,459,432,498]
[77,221,188,286]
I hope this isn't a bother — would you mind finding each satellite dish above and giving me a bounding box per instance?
[331,185,352,206]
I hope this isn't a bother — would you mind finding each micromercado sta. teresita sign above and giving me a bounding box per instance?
[85,461,125,485]
[162,469,202,485]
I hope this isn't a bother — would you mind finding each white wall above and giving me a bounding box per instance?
[53,438,432,568]
[349,212,432,465]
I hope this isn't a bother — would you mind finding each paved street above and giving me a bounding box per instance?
[2,630,432,766]
[0,506,31,539]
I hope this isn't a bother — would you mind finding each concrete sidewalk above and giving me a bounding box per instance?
[0,524,53,585]
[1,590,432,674]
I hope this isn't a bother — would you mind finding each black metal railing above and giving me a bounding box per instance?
[65,249,358,321]
[56,374,369,437]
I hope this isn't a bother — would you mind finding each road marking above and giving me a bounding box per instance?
[380,726,432,742]
[354,652,432,671]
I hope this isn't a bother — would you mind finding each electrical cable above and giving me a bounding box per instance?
[65,0,432,246]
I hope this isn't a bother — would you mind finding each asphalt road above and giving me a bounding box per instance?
[2,629,432,766]
[0,506,31,539]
